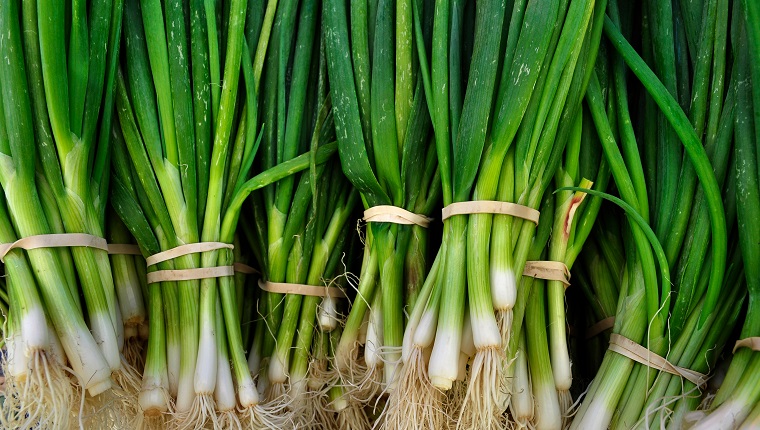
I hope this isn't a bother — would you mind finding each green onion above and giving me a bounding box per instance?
[569,0,737,425]
[689,2,760,427]
[107,212,147,368]
[0,0,115,403]
[28,0,127,386]
[245,6,360,421]
[324,0,440,410]
[0,189,75,429]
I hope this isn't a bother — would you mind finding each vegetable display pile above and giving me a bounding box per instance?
[0,0,757,429]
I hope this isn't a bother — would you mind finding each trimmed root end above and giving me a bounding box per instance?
[351,363,384,404]
[457,348,506,430]
[138,385,173,420]
[496,310,514,348]
[171,393,217,430]
[123,336,146,373]
[111,360,144,418]
[242,401,295,430]
[497,309,515,410]
[445,380,468,428]
[305,357,341,429]
[308,357,336,391]
[559,389,573,429]
[295,387,327,430]
[216,409,243,430]
[379,347,446,430]
[0,351,74,430]
[264,381,288,404]
[132,413,167,430]
[337,402,371,430]
[514,415,536,430]
[334,343,383,404]
[74,385,133,429]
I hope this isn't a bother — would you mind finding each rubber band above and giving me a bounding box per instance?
[146,242,233,266]
[258,280,346,298]
[233,262,259,275]
[585,317,615,339]
[0,233,108,263]
[441,201,540,224]
[145,242,236,284]
[523,261,571,287]
[106,244,142,256]
[733,337,760,353]
[147,266,235,284]
[609,334,708,387]
[363,205,433,228]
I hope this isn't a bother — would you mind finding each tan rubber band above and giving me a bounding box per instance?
[233,263,259,275]
[0,233,108,263]
[363,205,433,228]
[523,261,571,287]
[609,334,708,386]
[585,317,615,339]
[147,266,235,284]
[107,244,142,256]
[259,280,346,298]
[146,242,233,266]
[441,201,540,224]
[733,337,760,353]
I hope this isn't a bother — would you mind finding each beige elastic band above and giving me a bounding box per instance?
[233,263,259,275]
[733,337,760,353]
[523,261,571,287]
[0,233,108,263]
[147,266,235,284]
[363,205,433,228]
[259,280,346,298]
[146,242,233,266]
[107,244,142,256]
[146,242,236,284]
[609,334,708,386]
[441,201,540,224]
[585,317,615,339]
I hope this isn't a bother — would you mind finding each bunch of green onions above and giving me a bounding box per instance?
[371,0,607,428]
[569,0,741,426]
[238,1,361,425]
[3,1,760,429]
[25,0,131,397]
[112,0,273,426]
[107,213,149,369]
[511,104,610,430]
[0,0,132,426]
[323,0,441,415]
[688,1,760,428]
[111,0,342,427]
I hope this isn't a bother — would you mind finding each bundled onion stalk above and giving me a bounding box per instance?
[0,0,132,425]
[378,0,606,428]
[688,1,760,429]
[107,210,149,371]
[572,210,625,377]
[113,1,340,427]
[569,0,739,426]
[323,0,440,411]
[513,102,610,430]
[239,1,361,423]
[0,195,74,428]
[112,0,278,426]
[20,0,133,398]
[508,192,554,430]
